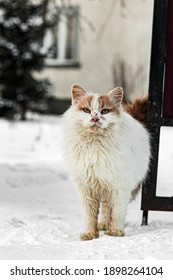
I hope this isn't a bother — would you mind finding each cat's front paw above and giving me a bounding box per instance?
[80,231,99,241]
[105,229,125,237]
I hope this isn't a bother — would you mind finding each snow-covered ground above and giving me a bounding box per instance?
[0,114,173,260]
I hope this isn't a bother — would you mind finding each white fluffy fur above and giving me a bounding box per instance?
[63,86,150,240]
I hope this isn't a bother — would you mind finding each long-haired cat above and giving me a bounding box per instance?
[63,84,150,241]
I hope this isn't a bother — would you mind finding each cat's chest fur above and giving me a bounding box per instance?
[68,127,126,189]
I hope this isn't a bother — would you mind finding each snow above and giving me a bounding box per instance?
[1,42,19,57]
[0,14,43,30]
[28,16,43,27]
[3,17,21,28]
[0,13,44,34]
[22,52,33,60]
[0,114,173,260]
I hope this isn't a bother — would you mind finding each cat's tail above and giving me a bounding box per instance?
[130,183,141,202]
[123,96,148,127]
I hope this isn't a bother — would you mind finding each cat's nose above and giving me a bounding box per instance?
[91,116,99,123]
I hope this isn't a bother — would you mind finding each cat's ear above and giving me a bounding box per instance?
[71,84,86,105]
[107,87,123,108]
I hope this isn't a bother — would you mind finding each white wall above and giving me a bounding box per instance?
[36,0,154,100]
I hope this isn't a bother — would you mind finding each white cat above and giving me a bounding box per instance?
[63,84,150,240]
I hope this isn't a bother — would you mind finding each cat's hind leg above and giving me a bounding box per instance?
[98,201,111,231]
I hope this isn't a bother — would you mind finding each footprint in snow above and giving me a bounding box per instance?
[10,218,26,228]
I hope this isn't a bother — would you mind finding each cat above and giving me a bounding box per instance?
[63,84,150,241]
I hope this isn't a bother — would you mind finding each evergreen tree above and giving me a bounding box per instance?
[0,0,57,119]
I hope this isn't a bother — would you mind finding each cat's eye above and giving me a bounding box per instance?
[83,108,91,114]
[101,109,110,114]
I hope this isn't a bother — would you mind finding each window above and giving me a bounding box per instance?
[43,6,79,67]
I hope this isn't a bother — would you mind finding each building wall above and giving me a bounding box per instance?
[36,0,154,100]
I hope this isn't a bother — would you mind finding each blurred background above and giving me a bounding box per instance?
[0,0,154,120]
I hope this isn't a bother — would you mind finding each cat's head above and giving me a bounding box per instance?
[70,84,123,133]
